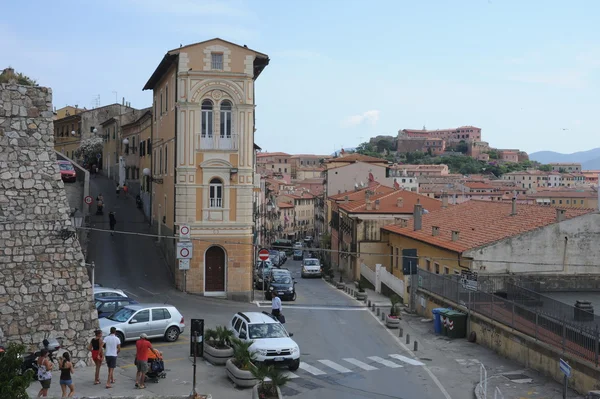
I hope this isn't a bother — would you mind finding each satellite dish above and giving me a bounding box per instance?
[354,183,359,188]
[360,181,364,187]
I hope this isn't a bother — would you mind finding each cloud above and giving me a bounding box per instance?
[342,110,380,128]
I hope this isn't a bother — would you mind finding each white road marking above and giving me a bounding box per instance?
[367,356,403,369]
[281,371,299,379]
[123,290,138,298]
[318,359,352,373]
[343,358,378,371]
[299,362,326,375]
[456,359,480,366]
[138,286,159,295]
[389,354,426,366]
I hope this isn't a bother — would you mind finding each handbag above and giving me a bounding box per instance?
[277,313,286,324]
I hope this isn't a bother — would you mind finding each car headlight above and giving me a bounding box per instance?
[288,287,293,291]
[269,286,274,291]
[302,268,307,273]
[256,349,268,356]
[291,347,299,354]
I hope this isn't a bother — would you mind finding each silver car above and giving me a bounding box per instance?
[98,304,185,343]
[301,258,322,278]
[94,287,127,298]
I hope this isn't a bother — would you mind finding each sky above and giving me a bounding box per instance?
[1,0,599,155]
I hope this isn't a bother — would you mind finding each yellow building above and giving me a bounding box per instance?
[143,38,269,300]
[55,106,84,120]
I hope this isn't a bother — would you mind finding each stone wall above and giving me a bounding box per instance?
[0,83,98,363]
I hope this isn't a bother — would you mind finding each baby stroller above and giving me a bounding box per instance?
[146,358,166,383]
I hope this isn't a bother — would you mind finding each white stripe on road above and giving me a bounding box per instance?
[318,359,352,373]
[389,354,426,366]
[343,358,378,371]
[281,371,299,379]
[138,286,159,295]
[367,356,403,368]
[299,362,326,375]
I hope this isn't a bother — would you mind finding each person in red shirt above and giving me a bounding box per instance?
[134,333,153,389]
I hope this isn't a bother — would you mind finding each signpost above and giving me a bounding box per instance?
[178,259,190,270]
[559,358,571,399]
[179,224,191,240]
[177,242,193,259]
[84,196,93,205]
[460,270,479,291]
[258,248,269,293]
[96,153,101,160]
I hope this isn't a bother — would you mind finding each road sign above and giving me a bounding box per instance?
[84,196,93,205]
[559,358,571,377]
[460,270,479,291]
[96,153,101,159]
[179,259,190,270]
[179,224,191,240]
[177,242,193,259]
[258,248,270,261]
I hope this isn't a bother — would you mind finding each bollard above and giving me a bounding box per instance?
[381,312,385,321]
[350,289,354,296]
[406,333,410,345]
[376,308,380,316]
[368,300,372,307]
[413,341,418,351]
[399,327,403,338]
[372,303,376,311]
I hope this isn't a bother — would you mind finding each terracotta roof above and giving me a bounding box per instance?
[528,191,597,199]
[338,190,443,214]
[402,126,480,133]
[382,201,594,253]
[464,182,494,190]
[328,184,395,201]
[277,202,294,209]
[290,154,332,159]
[296,178,323,184]
[257,152,291,158]
[325,153,388,164]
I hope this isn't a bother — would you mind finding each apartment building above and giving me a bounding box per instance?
[256,152,292,174]
[549,163,582,173]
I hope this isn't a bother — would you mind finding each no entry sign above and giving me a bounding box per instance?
[258,248,270,261]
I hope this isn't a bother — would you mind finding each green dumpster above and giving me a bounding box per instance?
[446,311,467,339]
[439,309,452,336]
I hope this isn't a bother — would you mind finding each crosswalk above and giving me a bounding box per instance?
[456,358,481,367]
[281,353,426,379]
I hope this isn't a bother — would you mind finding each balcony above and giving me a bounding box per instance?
[196,133,238,151]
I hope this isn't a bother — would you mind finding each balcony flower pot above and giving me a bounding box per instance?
[355,291,367,301]
[252,384,282,399]
[226,358,257,388]
[385,314,401,329]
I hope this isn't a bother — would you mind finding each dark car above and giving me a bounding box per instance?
[265,271,296,301]
[268,250,282,267]
[95,296,139,319]
[293,249,303,261]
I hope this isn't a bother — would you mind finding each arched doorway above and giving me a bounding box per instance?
[205,246,226,293]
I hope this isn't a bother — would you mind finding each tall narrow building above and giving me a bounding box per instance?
[143,38,269,301]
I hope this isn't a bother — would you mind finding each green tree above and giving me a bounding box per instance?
[73,137,103,165]
[455,140,469,154]
[486,150,499,160]
[538,164,553,172]
[0,343,34,399]
[375,139,395,153]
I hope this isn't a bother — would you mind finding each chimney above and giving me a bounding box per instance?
[400,219,408,228]
[556,208,566,223]
[442,194,448,208]
[344,195,349,204]
[375,199,380,210]
[366,200,372,211]
[432,226,440,236]
[413,203,423,231]
[396,197,404,208]
[122,97,125,105]
[511,197,517,216]
[451,230,460,241]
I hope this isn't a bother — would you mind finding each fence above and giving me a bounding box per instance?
[418,268,600,365]
[380,267,405,298]
[361,263,375,285]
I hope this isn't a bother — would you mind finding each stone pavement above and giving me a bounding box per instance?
[339,281,584,399]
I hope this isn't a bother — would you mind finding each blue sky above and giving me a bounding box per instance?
[1,0,599,155]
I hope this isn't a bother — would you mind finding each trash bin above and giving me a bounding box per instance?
[439,309,452,336]
[574,300,594,322]
[446,311,467,339]
[432,308,445,335]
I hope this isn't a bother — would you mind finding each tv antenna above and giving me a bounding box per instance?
[112,91,118,104]
[91,95,100,109]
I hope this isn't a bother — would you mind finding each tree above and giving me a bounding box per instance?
[0,343,34,399]
[486,150,499,160]
[73,137,103,165]
[375,139,395,153]
[538,164,553,172]
[0,68,38,86]
[455,140,469,154]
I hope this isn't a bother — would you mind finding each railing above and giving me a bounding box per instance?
[380,267,405,297]
[196,133,238,151]
[479,363,488,399]
[361,263,375,285]
[418,268,600,365]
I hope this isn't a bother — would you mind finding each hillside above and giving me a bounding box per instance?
[529,148,600,166]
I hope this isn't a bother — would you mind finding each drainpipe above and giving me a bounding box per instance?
[174,62,180,290]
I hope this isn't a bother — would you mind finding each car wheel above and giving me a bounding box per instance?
[164,326,180,342]
[116,332,125,345]
[292,292,297,301]
[301,274,305,278]
[289,359,300,371]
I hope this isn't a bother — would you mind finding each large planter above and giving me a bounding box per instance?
[226,358,257,388]
[355,291,367,301]
[203,342,233,365]
[385,314,401,329]
[252,384,283,399]
[336,281,345,289]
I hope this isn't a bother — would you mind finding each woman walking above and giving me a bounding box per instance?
[88,329,103,385]
[36,349,53,397]
[108,212,116,236]
[58,352,75,397]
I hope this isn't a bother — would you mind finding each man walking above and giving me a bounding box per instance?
[103,327,121,389]
[108,212,116,236]
[271,291,283,322]
[135,333,154,389]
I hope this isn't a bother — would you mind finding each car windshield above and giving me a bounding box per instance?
[59,163,74,171]
[107,307,135,322]
[304,259,319,266]
[94,301,102,308]
[272,275,292,284]
[248,323,288,339]
[294,250,302,254]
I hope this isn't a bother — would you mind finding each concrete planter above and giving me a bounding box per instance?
[385,314,401,329]
[336,281,345,289]
[203,342,233,365]
[252,384,283,399]
[355,291,367,301]
[226,358,257,388]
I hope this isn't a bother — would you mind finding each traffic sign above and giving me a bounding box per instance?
[177,242,193,259]
[559,358,571,377]
[460,270,479,291]
[179,224,191,240]
[258,248,270,261]
[96,153,101,159]
[179,259,190,270]
[84,196,93,205]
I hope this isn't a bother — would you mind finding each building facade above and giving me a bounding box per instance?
[400,126,482,143]
[143,38,269,301]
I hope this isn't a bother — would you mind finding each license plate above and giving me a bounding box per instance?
[274,357,285,361]
[278,292,284,295]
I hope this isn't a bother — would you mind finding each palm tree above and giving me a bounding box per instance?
[251,363,291,397]
[214,326,233,348]
[230,338,256,370]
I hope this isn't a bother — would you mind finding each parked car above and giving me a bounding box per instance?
[95,296,139,318]
[265,271,296,301]
[301,258,322,278]
[268,250,282,267]
[229,312,300,371]
[98,304,185,343]
[254,260,275,289]
[94,287,127,298]
[279,251,287,264]
[292,249,303,261]
[57,160,76,183]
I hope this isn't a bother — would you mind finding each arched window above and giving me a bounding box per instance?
[209,178,223,208]
[201,100,213,138]
[220,100,232,138]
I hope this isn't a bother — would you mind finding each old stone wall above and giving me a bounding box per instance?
[0,83,98,363]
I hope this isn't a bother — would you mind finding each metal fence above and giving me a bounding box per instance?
[417,268,600,365]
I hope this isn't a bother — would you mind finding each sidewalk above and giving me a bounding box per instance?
[336,280,584,399]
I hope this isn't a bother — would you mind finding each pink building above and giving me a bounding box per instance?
[400,125,482,143]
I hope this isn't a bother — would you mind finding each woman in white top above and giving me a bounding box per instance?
[36,348,53,397]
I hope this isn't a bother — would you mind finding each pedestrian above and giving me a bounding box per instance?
[96,194,104,215]
[122,183,129,197]
[271,291,282,320]
[36,348,53,397]
[103,327,121,389]
[108,212,116,236]
[58,352,75,398]
[116,183,121,198]
[135,333,154,389]
[88,329,104,385]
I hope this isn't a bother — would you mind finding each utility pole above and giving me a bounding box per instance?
[191,331,199,399]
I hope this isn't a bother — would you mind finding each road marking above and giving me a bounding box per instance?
[123,290,139,298]
[120,357,185,369]
[120,341,187,351]
[456,359,480,366]
[299,362,326,375]
[138,286,159,295]
[282,371,299,379]
[318,359,352,373]
[389,354,426,366]
[367,356,403,369]
[343,358,378,371]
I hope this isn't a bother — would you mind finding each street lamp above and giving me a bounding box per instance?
[71,130,76,136]
[70,209,83,228]
[123,138,129,145]
[143,168,151,176]
[93,128,98,134]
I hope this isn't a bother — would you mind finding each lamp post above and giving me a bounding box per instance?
[143,168,152,226]
[71,130,76,136]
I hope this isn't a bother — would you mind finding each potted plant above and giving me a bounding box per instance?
[251,363,291,399]
[336,269,345,289]
[226,338,258,388]
[386,295,402,329]
[355,280,367,301]
[203,326,234,365]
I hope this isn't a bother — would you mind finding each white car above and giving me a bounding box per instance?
[301,258,322,278]
[94,287,127,298]
[229,311,300,371]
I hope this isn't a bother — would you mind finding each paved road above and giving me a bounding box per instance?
[83,176,451,398]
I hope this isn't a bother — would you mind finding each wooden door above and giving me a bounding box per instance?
[205,246,225,292]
